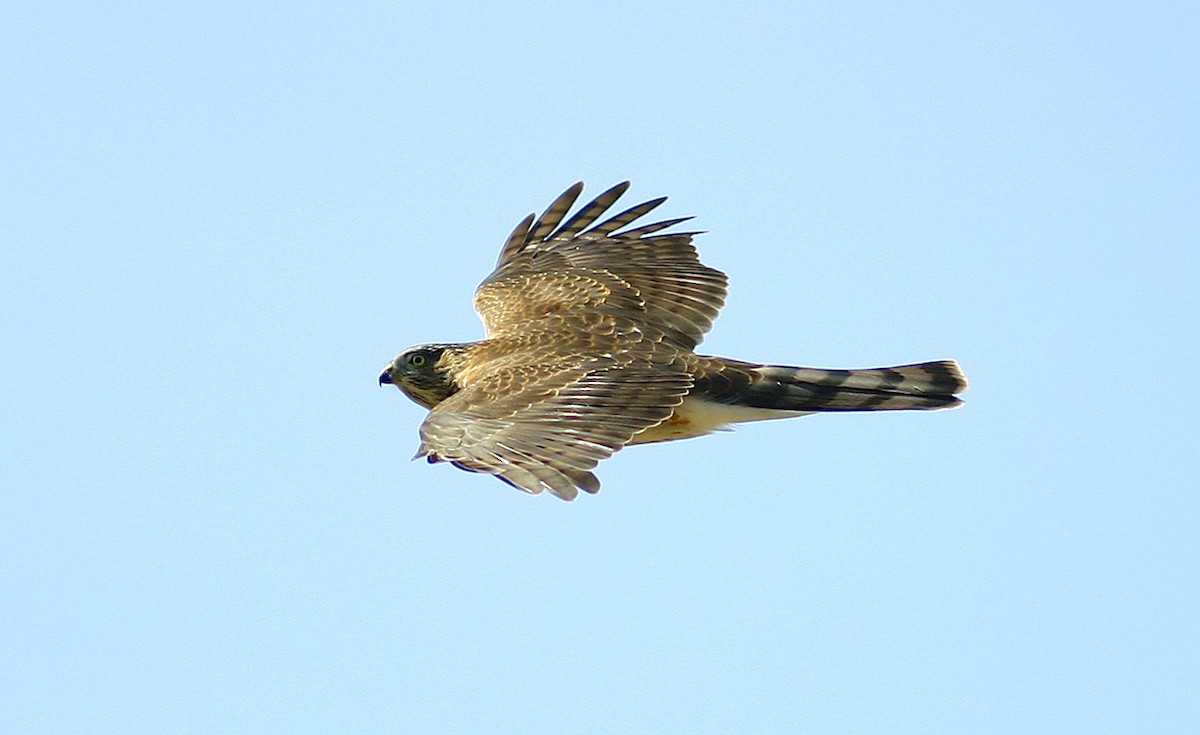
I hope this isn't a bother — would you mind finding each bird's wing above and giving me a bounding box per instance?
[417,321,692,500]
[475,182,729,350]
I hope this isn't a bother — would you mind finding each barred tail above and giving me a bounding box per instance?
[694,358,969,412]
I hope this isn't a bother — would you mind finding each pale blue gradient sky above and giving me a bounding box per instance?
[3,3,1198,733]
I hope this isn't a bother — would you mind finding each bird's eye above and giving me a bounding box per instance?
[409,353,427,367]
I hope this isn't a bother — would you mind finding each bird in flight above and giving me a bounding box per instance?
[380,182,967,500]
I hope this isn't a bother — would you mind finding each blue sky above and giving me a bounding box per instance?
[3,3,1197,732]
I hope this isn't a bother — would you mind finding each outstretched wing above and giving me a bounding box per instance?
[474,182,729,350]
[418,350,691,500]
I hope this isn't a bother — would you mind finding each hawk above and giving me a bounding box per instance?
[380,182,967,500]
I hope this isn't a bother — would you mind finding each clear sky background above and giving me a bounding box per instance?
[3,3,1197,733]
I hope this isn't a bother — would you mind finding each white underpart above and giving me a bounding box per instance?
[629,396,810,445]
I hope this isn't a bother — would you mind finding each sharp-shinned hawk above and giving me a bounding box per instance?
[380,182,968,500]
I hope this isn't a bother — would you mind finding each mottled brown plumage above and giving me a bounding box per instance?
[380,182,968,500]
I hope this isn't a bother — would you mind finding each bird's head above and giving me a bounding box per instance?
[379,344,461,409]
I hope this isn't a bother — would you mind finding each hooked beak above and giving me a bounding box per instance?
[378,367,393,386]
